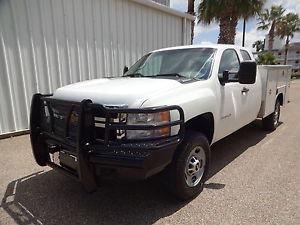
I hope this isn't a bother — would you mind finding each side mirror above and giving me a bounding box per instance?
[123,66,129,75]
[218,70,229,85]
[238,61,257,84]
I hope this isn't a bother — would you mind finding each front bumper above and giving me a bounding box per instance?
[30,94,184,191]
[90,139,179,180]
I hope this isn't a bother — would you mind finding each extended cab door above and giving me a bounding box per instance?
[238,49,262,125]
[216,48,261,141]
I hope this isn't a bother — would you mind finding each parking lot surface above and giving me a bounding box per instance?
[0,81,299,225]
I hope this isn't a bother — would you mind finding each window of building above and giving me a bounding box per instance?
[296,60,299,64]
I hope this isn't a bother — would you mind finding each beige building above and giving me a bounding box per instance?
[263,34,300,73]
[274,42,300,73]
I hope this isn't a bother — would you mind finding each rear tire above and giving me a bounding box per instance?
[163,131,210,201]
[262,99,281,131]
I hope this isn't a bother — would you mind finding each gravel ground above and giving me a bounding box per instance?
[0,81,299,225]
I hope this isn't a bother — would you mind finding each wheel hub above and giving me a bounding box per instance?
[185,146,206,187]
[187,157,201,175]
[274,103,280,126]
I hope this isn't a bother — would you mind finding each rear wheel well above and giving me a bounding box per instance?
[185,113,214,144]
[277,93,283,105]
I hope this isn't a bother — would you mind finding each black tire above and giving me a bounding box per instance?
[262,99,281,131]
[163,131,210,201]
[30,94,49,166]
[30,134,49,166]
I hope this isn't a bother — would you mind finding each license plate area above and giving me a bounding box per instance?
[50,151,78,172]
[59,151,78,171]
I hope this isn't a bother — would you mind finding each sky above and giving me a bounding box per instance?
[170,0,300,50]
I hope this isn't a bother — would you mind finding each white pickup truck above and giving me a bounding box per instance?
[30,44,291,200]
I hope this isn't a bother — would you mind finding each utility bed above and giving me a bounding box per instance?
[257,65,292,118]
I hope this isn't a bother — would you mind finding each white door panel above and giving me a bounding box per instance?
[217,83,241,137]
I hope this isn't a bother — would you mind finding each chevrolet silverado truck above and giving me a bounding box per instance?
[30,44,291,200]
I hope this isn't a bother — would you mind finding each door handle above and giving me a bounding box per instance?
[241,87,249,93]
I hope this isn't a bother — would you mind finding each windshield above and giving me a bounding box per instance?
[124,48,216,80]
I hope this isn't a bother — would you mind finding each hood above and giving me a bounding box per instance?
[52,77,182,108]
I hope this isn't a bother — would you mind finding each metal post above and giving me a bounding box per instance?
[242,19,246,47]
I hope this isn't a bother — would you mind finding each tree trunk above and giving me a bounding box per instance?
[217,8,236,44]
[218,15,232,44]
[228,15,238,44]
[284,36,290,65]
[187,0,195,44]
[268,21,275,51]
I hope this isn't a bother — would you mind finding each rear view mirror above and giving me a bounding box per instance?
[238,61,257,84]
[123,66,129,75]
[218,70,229,85]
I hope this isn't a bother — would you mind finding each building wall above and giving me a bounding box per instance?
[0,0,193,135]
[273,43,300,72]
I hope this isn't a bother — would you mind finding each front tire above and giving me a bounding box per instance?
[164,131,210,200]
[262,99,281,131]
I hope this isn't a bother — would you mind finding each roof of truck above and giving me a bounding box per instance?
[152,44,251,53]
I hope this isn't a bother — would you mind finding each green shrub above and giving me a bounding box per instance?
[257,52,277,65]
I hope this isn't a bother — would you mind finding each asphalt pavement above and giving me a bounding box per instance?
[0,81,299,225]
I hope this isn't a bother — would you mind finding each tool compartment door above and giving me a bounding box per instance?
[264,69,278,117]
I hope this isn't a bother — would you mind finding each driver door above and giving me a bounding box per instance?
[216,49,243,139]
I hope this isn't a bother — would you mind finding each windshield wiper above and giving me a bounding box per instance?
[152,73,200,81]
[154,73,186,78]
[124,73,199,81]
[124,73,185,79]
[123,73,143,77]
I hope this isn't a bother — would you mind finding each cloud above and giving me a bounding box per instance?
[194,22,219,36]
[264,0,300,14]
[235,28,266,51]
[170,0,187,11]
[200,41,214,45]
[170,0,300,47]
[235,28,300,52]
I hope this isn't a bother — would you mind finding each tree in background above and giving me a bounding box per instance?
[252,40,265,52]
[197,0,265,44]
[257,5,285,51]
[276,13,300,64]
[187,0,195,44]
[257,52,277,65]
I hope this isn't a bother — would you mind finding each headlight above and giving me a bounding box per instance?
[126,111,170,139]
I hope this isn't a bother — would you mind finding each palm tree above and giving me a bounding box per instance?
[198,0,265,44]
[276,13,300,64]
[187,0,195,44]
[257,5,285,51]
[252,40,264,52]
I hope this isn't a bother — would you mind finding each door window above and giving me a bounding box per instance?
[240,50,251,60]
[218,49,240,80]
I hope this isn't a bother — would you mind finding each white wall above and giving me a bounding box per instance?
[0,0,193,135]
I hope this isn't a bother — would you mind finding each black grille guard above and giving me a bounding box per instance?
[30,93,185,191]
